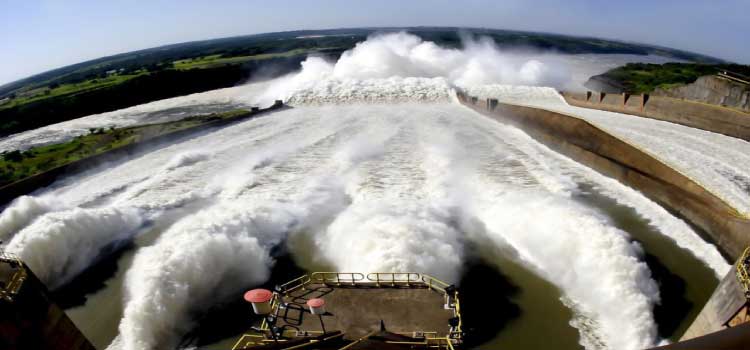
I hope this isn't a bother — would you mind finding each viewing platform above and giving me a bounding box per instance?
[233,272,462,350]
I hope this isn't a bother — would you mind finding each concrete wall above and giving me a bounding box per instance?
[680,261,747,340]
[458,93,750,260]
[563,91,750,142]
[655,75,750,112]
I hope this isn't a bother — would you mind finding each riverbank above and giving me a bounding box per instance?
[0,101,284,206]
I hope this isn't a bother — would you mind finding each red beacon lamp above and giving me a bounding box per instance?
[306,298,326,315]
[307,298,327,333]
[244,289,273,315]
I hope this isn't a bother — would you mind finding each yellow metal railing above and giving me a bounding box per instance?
[232,332,342,350]
[738,247,750,298]
[232,334,264,350]
[386,337,457,349]
[337,330,378,350]
[0,252,27,302]
[310,272,365,286]
[279,274,311,293]
[367,272,422,286]
[421,274,450,292]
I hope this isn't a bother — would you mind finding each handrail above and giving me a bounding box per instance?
[421,274,451,292]
[279,274,311,293]
[283,332,345,350]
[451,291,463,339]
[367,272,422,286]
[259,292,282,332]
[310,272,365,286]
[738,247,750,298]
[231,334,264,350]
[0,251,27,302]
[337,330,378,350]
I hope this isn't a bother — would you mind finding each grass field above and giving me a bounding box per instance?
[171,47,338,70]
[0,109,248,186]
[0,71,148,110]
[593,63,750,93]
[0,47,335,111]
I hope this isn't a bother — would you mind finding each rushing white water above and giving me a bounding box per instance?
[0,32,732,350]
[2,100,728,350]
[0,32,683,153]
[466,84,750,216]
[0,81,275,152]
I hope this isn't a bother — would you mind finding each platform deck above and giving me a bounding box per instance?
[274,283,453,339]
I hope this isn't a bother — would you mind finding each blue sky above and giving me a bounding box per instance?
[1,0,748,85]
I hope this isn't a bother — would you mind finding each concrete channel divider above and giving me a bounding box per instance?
[457,92,750,261]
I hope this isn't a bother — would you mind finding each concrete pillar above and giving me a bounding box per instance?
[586,91,592,102]
[623,93,630,107]
[471,97,478,105]
[488,98,498,111]
[599,92,606,103]
[641,94,650,111]
[681,254,749,340]
[457,91,466,102]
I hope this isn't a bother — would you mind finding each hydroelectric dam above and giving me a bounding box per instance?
[2,34,750,349]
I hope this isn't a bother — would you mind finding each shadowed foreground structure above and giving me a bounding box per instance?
[0,253,95,350]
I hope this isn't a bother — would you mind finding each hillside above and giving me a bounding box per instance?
[584,63,750,94]
[0,27,727,138]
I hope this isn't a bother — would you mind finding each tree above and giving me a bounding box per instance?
[3,150,23,162]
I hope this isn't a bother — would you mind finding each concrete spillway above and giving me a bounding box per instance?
[465,86,750,260]
[0,89,729,350]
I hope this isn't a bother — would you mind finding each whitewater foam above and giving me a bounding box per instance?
[5,206,143,288]
[286,76,456,105]
[470,84,750,217]
[0,195,60,242]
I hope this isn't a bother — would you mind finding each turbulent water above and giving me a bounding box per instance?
[0,32,733,350]
[466,85,750,216]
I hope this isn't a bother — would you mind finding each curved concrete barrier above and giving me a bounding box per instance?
[459,93,750,261]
